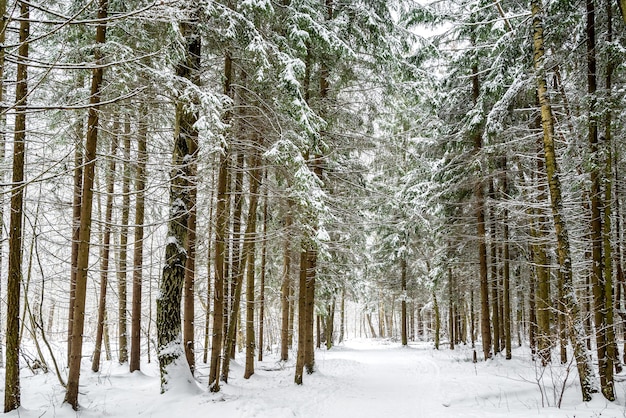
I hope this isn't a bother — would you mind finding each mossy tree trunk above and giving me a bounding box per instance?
[531,0,595,401]
[156,11,200,393]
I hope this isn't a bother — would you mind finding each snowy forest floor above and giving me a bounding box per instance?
[2,339,626,417]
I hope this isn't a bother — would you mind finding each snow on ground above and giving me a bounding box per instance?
[2,339,625,417]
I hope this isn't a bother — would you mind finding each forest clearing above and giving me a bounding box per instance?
[0,0,626,416]
[2,339,624,417]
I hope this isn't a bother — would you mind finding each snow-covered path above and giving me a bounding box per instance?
[6,339,625,417]
[202,340,621,418]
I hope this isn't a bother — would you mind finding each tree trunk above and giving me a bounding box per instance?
[489,181,500,355]
[304,247,316,373]
[534,137,551,365]
[5,2,28,410]
[118,116,131,364]
[433,292,440,350]
[64,0,107,409]
[501,158,512,359]
[586,0,614,400]
[603,0,621,376]
[156,13,200,393]
[280,207,292,361]
[472,59,491,361]
[130,106,148,373]
[227,151,246,361]
[339,285,345,343]
[209,52,232,393]
[203,169,215,364]
[258,180,268,362]
[183,109,199,375]
[528,260,537,357]
[532,0,595,401]
[0,0,7,370]
[401,257,408,346]
[326,298,335,350]
[68,75,85,365]
[448,268,454,350]
[92,126,118,373]
[295,251,307,384]
[557,271,568,364]
[244,149,262,379]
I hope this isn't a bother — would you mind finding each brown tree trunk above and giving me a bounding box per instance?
[68,76,85,365]
[489,181,500,355]
[65,0,107,408]
[295,251,307,384]
[258,180,268,362]
[118,116,131,364]
[203,168,215,364]
[448,268,454,350]
[528,261,537,357]
[339,285,345,343]
[5,2,28,410]
[209,53,232,388]
[532,0,595,401]
[280,207,292,361]
[244,150,262,378]
[226,151,246,361]
[130,107,148,373]
[156,13,200,393]
[304,247,316,373]
[326,299,335,350]
[183,111,199,375]
[472,60,491,361]
[92,126,118,373]
[603,0,620,376]
[501,157,512,359]
[534,136,552,365]
[586,0,614,400]
[401,257,408,346]
[0,0,7,370]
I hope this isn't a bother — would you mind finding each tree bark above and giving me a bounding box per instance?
[244,149,262,379]
[534,135,551,365]
[531,0,595,401]
[5,2,28,411]
[118,116,131,364]
[130,106,148,373]
[401,257,408,346]
[470,52,491,361]
[65,0,107,409]
[258,180,268,362]
[68,76,84,365]
[156,12,200,393]
[209,53,232,388]
[280,207,292,361]
[489,180,500,355]
[501,157,512,360]
[295,251,307,384]
[603,0,620,375]
[92,125,118,373]
[183,107,199,375]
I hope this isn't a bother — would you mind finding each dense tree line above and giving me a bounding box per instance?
[0,0,625,411]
